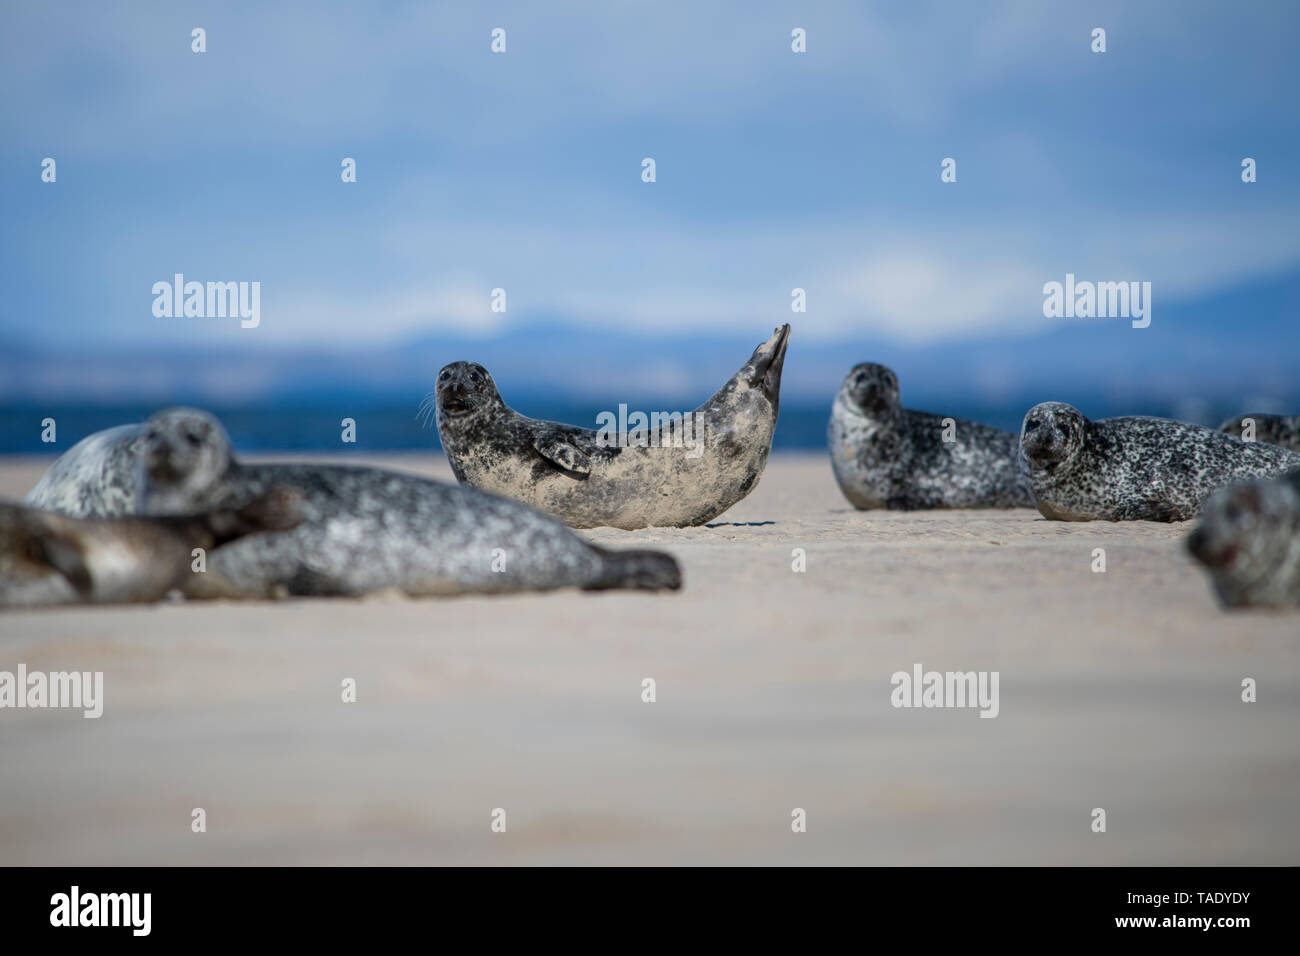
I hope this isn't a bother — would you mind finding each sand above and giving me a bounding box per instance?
[0,453,1296,865]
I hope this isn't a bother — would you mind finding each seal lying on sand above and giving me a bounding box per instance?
[1218,413,1300,452]
[1187,468,1300,609]
[134,408,681,598]
[1018,402,1300,522]
[828,362,1030,510]
[24,424,144,517]
[0,489,302,608]
[429,325,791,529]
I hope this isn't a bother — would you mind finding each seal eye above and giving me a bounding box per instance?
[439,370,450,382]
[469,371,482,384]
[186,431,204,447]
[1025,420,1040,432]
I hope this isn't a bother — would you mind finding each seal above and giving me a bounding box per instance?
[428,325,791,529]
[134,407,682,598]
[1018,402,1300,522]
[828,362,1031,510]
[1187,468,1300,608]
[24,424,145,517]
[0,488,302,608]
[1218,413,1300,452]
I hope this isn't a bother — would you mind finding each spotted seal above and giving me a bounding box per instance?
[134,407,681,598]
[828,362,1031,510]
[1218,413,1300,452]
[24,424,145,517]
[1018,402,1300,522]
[1,488,302,608]
[1187,468,1300,608]
[428,325,791,529]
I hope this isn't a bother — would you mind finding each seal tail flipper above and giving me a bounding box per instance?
[586,546,682,591]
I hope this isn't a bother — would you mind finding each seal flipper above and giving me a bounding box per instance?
[198,487,305,547]
[533,434,592,476]
[28,530,94,599]
[585,545,682,591]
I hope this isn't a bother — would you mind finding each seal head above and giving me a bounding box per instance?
[842,363,900,418]
[1187,471,1300,607]
[136,407,233,514]
[429,362,503,421]
[1019,402,1087,474]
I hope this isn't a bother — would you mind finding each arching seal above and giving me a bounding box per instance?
[1187,468,1300,608]
[25,424,145,517]
[135,407,681,598]
[429,325,791,529]
[1218,413,1300,452]
[1018,402,1300,522]
[1,489,302,608]
[828,362,1031,510]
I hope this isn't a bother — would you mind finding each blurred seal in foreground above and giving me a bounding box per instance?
[0,488,301,608]
[828,362,1030,510]
[431,325,790,529]
[134,408,681,598]
[1187,468,1300,608]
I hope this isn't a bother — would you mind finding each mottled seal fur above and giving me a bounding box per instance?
[0,489,302,608]
[1019,402,1300,522]
[134,408,681,598]
[430,325,791,529]
[1187,468,1300,608]
[828,363,1031,510]
[25,424,145,517]
[1218,413,1300,452]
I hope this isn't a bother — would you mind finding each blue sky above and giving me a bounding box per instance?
[1,1,1297,409]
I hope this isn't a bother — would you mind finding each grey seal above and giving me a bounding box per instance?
[24,424,145,517]
[134,407,681,598]
[1218,413,1300,452]
[1018,402,1300,522]
[1187,468,1300,609]
[0,489,302,608]
[828,362,1031,510]
[428,325,791,529]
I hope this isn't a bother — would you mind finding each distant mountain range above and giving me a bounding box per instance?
[2,267,1296,453]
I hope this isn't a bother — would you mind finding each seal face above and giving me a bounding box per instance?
[1218,413,1300,452]
[431,325,791,529]
[1018,402,1300,522]
[1187,468,1300,608]
[0,489,302,608]
[828,362,1031,510]
[24,424,146,517]
[134,408,681,598]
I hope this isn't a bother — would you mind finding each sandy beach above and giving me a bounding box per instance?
[0,452,1296,866]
